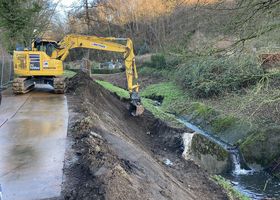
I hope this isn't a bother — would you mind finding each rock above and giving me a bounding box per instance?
[90,131,103,140]
[163,158,173,166]
[182,133,230,174]
[94,145,101,153]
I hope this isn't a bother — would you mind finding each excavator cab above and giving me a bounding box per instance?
[33,38,58,56]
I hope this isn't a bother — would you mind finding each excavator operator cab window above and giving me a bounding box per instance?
[33,39,58,56]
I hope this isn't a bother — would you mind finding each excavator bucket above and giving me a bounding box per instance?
[130,103,144,116]
[129,92,144,116]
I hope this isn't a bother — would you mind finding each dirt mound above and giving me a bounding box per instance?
[62,72,227,200]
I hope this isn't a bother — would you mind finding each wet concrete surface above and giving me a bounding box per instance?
[0,85,68,200]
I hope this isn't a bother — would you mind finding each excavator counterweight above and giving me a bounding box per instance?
[13,34,144,116]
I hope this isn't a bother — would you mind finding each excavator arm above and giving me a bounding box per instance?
[51,34,144,116]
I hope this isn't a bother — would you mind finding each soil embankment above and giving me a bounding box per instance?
[62,72,227,200]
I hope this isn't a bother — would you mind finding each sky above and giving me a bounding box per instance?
[56,0,77,18]
[60,0,76,7]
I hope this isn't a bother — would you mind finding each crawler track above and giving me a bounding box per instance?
[53,77,66,94]
[12,77,35,94]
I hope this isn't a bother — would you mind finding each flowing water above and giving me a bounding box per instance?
[179,117,280,199]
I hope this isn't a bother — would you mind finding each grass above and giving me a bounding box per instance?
[96,80,184,128]
[211,115,237,133]
[141,98,184,128]
[138,66,171,78]
[63,70,77,78]
[138,66,157,75]
[96,80,130,99]
[212,175,251,200]
[141,82,188,114]
[188,102,217,119]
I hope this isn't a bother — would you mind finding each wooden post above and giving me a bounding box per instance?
[80,58,91,76]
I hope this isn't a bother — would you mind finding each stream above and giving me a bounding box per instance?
[178,117,280,199]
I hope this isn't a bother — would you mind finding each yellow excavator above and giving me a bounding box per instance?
[13,34,144,116]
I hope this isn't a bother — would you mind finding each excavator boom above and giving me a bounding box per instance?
[13,34,144,116]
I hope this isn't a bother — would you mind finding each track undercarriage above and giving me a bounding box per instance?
[12,76,65,94]
[53,77,66,94]
[12,78,35,94]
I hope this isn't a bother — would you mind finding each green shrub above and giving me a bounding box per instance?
[212,115,237,133]
[137,42,150,55]
[91,61,100,69]
[240,126,280,166]
[138,67,157,76]
[166,56,181,67]
[149,54,167,69]
[189,102,217,119]
[175,54,264,98]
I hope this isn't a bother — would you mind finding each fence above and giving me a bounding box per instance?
[0,52,13,89]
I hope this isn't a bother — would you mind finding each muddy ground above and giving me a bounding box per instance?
[60,72,228,200]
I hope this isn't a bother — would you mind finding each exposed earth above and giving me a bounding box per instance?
[61,72,228,200]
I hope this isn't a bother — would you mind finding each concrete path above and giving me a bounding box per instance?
[0,86,68,200]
